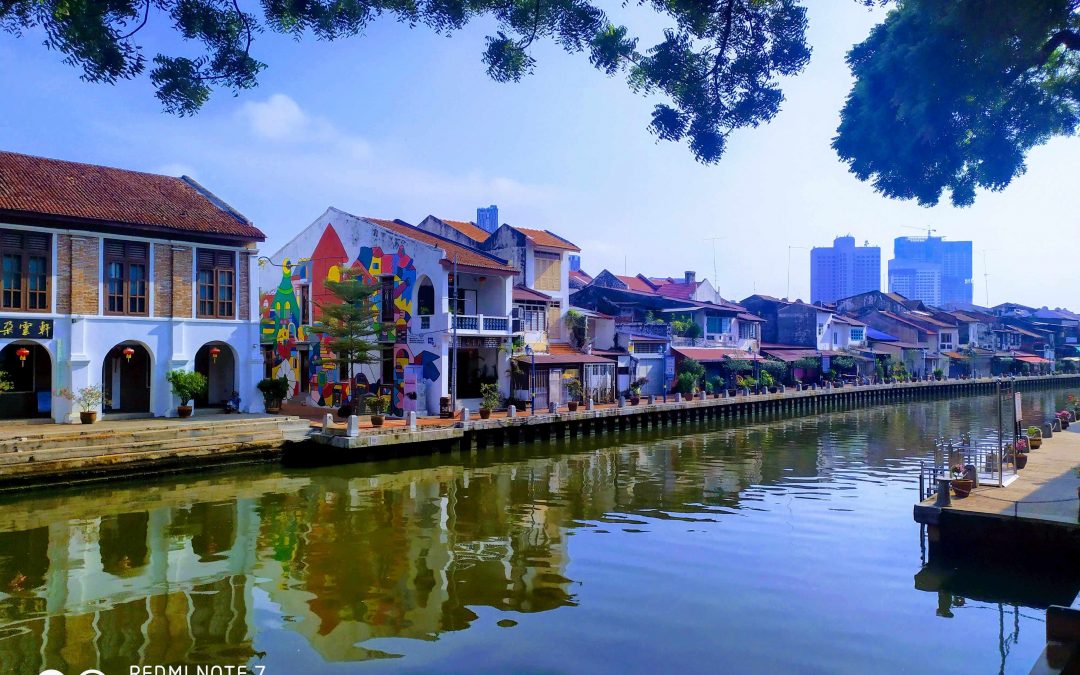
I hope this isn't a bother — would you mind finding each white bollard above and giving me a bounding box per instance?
[508,405,517,418]
[462,408,471,422]
[648,394,656,405]
[548,402,558,414]
[618,396,625,408]
[323,413,333,434]
[587,398,594,411]
[699,391,707,401]
[407,411,417,431]
[346,415,359,437]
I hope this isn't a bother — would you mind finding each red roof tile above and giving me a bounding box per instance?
[513,284,552,303]
[365,218,515,273]
[0,151,264,240]
[671,347,766,362]
[513,227,580,251]
[441,218,490,244]
[656,282,700,300]
[615,275,656,293]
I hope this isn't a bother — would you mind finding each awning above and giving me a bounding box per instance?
[671,347,766,362]
[942,351,969,360]
[513,352,616,366]
[513,285,553,303]
[1013,354,1051,365]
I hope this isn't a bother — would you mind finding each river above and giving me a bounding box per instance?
[0,387,1077,675]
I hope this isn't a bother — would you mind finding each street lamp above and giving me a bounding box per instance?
[525,345,536,415]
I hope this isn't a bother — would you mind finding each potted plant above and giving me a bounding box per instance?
[759,371,776,393]
[58,386,103,424]
[166,370,208,418]
[950,464,974,498]
[933,368,944,381]
[479,382,499,419]
[709,376,724,398]
[1027,426,1043,449]
[565,377,582,412]
[257,376,291,413]
[629,377,647,405]
[366,393,389,427]
[1057,410,1071,429]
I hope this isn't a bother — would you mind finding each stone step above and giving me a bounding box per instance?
[0,417,307,453]
[0,429,289,468]
[0,435,289,481]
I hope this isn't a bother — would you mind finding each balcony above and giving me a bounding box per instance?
[450,314,513,336]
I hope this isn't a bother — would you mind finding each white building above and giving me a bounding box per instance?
[0,151,266,423]
[258,208,516,415]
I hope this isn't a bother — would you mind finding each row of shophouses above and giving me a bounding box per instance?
[0,151,1076,423]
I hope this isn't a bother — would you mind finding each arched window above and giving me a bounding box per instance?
[417,278,435,316]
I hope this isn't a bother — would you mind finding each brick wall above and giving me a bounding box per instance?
[238,251,250,320]
[56,234,72,314]
[172,245,193,318]
[153,244,173,318]
[70,235,99,315]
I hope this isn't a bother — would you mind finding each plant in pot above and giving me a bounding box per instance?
[366,393,390,427]
[58,386,103,424]
[950,463,974,498]
[257,377,291,413]
[1027,426,1043,449]
[759,371,776,393]
[933,368,944,381]
[1057,410,1071,429]
[709,376,724,398]
[166,370,207,418]
[479,383,500,419]
[629,381,642,405]
[565,377,583,412]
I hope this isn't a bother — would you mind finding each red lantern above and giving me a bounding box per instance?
[209,346,221,363]
[122,346,135,363]
[15,347,29,367]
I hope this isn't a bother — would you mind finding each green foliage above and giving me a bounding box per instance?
[166,370,208,405]
[708,375,725,392]
[629,376,648,395]
[480,382,501,410]
[565,309,588,348]
[312,267,380,378]
[834,0,1080,206]
[724,359,754,376]
[0,0,809,163]
[675,371,697,394]
[365,394,390,415]
[565,376,583,401]
[793,356,819,371]
[257,376,291,405]
[0,369,11,393]
[760,359,788,382]
[831,356,856,372]
[875,361,886,382]
[677,357,706,382]
[759,371,775,388]
[1027,426,1042,439]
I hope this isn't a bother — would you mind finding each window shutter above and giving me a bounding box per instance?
[216,251,234,268]
[126,242,148,260]
[197,249,215,269]
[25,233,49,253]
[1,231,22,249]
[105,240,126,258]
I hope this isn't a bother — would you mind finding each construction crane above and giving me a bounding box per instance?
[901,225,939,238]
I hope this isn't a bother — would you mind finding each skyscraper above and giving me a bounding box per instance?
[476,205,499,233]
[887,236,972,307]
[810,236,880,304]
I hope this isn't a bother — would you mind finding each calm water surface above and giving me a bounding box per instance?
[1,388,1078,675]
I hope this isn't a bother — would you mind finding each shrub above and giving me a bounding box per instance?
[166,370,208,406]
[678,357,705,382]
[760,359,788,383]
[675,372,697,394]
[57,385,103,412]
[759,371,775,387]
[565,376,583,401]
[257,377,291,406]
[365,393,390,415]
[480,382,501,410]
[708,375,724,392]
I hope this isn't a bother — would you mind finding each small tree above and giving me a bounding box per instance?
[313,267,380,414]
[166,370,207,406]
[677,357,706,386]
[564,309,588,348]
[760,359,788,384]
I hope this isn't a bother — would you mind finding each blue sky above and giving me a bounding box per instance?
[1,2,1077,308]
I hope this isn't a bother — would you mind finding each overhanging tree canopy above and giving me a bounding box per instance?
[0,0,809,163]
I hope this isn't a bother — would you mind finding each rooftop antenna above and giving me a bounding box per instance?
[705,237,725,286]
[902,225,939,238]
[980,249,996,307]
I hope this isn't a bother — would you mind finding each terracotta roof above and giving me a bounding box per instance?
[513,285,552,303]
[365,218,515,273]
[513,345,615,365]
[0,150,264,240]
[442,218,491,244]
[511,226,580,251]
[1014,353,1051,364]
[615,275,657,293]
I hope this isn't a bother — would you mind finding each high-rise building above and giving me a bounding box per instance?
[887,236,972,307]
[476,205,499,233]
[810,236,880,304]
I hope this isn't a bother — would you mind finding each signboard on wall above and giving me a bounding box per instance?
[664,356,675,378]
[0,318,53,339]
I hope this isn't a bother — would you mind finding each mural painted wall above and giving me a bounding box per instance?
[261,220,442,416]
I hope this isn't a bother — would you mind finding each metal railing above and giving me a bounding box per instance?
[451,314,513,334]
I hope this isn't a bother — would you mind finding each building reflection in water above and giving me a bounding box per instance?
[0,388,1071,671]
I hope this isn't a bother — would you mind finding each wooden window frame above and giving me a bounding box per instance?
[380,276,395,322]
[0,228,51,313]
[196,249,236,320]
[103,239,149,317]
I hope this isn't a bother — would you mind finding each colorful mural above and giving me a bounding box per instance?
[260,223,442,416]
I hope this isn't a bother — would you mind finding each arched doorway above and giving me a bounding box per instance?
[102,342,151,414]
[195,342,236,408]
[415,275,435,329]
[0,342,51,419]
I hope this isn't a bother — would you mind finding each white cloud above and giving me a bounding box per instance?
[237,93,371,158]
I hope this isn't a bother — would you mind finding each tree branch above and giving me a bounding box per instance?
[117,0,150,40]
[1038,29,1080,65]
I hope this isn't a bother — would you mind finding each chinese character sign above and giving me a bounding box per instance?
[0,318,52,339]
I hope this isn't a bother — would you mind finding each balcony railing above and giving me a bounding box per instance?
[450,314,514,335]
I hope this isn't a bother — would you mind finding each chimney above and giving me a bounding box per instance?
[684,270,696,284]
[476,204,499,233]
